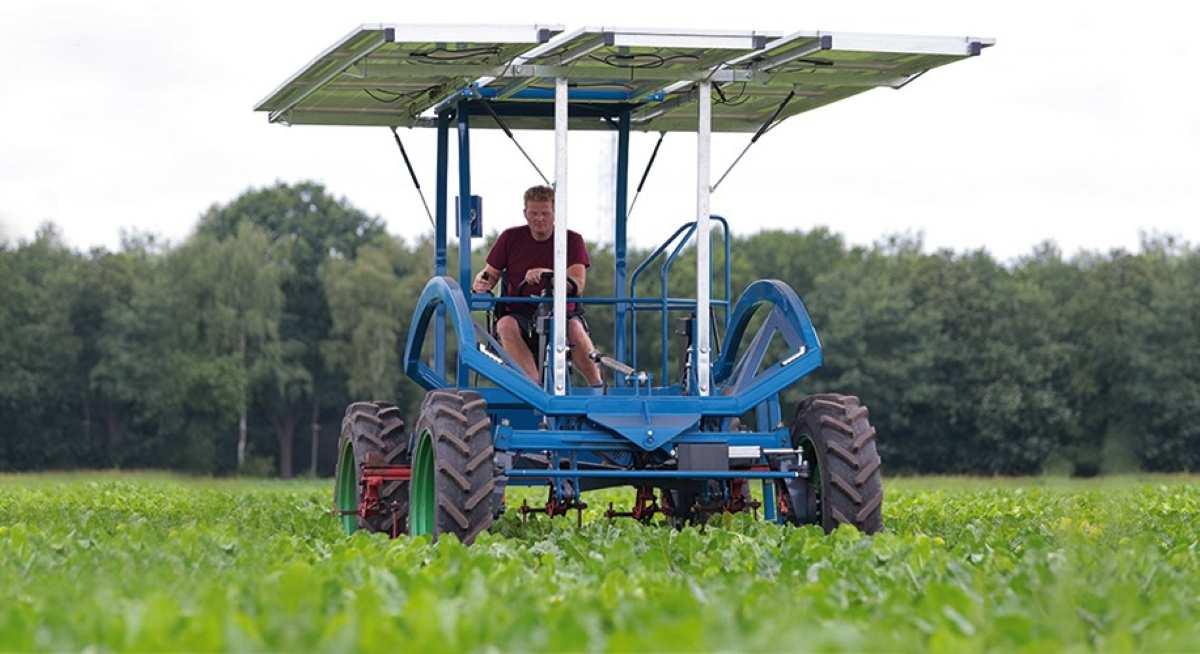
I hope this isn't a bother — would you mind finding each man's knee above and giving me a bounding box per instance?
[567,317,593,348]
[496,316,523,344]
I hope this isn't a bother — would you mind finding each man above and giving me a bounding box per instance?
[472,185,603,386]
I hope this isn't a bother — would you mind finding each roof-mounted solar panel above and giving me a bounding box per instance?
[634,31,994,132]
[254,25,993,132]
[254,23,562,126]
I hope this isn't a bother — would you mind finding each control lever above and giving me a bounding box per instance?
[588,351,648,384]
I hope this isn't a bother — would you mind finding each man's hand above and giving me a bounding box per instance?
[523,267,553,287]
[472,269,495,293]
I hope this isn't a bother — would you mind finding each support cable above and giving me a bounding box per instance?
[479,98,552,186]
[625,131,666,222]
[711,90,796,193]
[388,127,436,229]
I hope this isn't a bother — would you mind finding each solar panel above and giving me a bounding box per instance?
[254,24,562,126]
[255,25,993,132]
[634,31,994,132]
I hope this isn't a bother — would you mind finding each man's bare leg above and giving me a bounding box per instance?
[568,317,603,386]
[496,316,540,382]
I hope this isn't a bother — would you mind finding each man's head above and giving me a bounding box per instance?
[523,185,555,240]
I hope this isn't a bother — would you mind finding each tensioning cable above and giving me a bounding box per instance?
[625,131,666,222]
[711,90,796,193]
[389,127,436,229]
[478,98,551,186]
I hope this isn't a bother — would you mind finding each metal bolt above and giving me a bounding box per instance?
[646,430,654,436]
[501,418,510,426]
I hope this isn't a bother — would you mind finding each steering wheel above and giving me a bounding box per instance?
[516,271,578,297]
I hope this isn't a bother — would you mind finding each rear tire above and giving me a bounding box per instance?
[333,401,409,536]
[408,390,496,544]
[785,394,883,534]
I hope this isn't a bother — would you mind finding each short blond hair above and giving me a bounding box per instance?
[523,185,554,207]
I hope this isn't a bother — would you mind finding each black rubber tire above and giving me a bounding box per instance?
[410,389,495,544]
[787,394,883,534]
[334,401,409,534]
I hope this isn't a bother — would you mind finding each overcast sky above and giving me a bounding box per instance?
[2,0,1196,260]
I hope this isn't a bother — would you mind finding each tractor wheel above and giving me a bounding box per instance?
[333,401,409,536]
[408,389,495,544]
[784,394,883,534]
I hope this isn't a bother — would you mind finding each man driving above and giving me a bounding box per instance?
[471,185,603,386]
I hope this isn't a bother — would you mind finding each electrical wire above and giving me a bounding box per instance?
[408,45,503,63]
[587,52,701,69]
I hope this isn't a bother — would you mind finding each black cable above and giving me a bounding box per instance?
[390,127,421,190]
[408,46,502,62]
[588,52,701,69]
[625,131,666,221]
[636,132,666,193]
[388,127,436,228]
[751,90,795,144]
[478,98,551,185]
[364,89,402,103]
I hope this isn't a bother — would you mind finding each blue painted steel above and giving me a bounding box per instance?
[434,111,450,377]
[507,469,798,480]
[404,275,821,417]
[471,295,728,309]
[495,427,787,452]
[660,222,698,382]
[627,216,731,377]
[763,481,777,521]
[629,222,690,371]
[711,279,822,393]
[477,87,639,102]
[454,195,483,237]
[614,110,630,372]
[455,100,473,385]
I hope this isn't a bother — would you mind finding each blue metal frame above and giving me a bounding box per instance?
[404,108,825,520]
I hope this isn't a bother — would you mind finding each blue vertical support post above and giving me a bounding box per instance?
[434,110,450,378]
[455,100,473,386]
[613,110,631,374]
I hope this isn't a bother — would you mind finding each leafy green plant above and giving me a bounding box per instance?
[0,475,1196,651]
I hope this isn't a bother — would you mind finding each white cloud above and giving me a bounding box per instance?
[1,0,1196,261]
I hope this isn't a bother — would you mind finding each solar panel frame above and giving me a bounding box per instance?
[254,25,993,132]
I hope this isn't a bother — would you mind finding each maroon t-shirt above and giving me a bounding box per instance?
[486,226,590,315]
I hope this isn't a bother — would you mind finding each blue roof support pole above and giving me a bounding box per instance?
[456,99,473,386]
[613,110,631,378]
[434,110,450,378]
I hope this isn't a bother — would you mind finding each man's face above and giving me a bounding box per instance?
[524,199,554,237]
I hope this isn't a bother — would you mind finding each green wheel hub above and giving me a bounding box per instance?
[335,441,358,535]
[409,428,435,536]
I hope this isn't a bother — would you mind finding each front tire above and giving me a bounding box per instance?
[785,394,883,534]
[333,401,409,536]
[408,390,496,544]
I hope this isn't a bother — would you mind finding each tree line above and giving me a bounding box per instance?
[2,182,1197,476]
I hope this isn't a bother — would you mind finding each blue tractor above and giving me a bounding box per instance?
[256,24,992,542]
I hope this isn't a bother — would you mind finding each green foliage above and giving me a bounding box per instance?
[2,183,1199,476]
[0,475,1197,651]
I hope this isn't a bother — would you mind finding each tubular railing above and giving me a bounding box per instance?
[628,216,731,381]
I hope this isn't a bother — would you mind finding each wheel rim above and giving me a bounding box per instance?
[802,436,822,524]
[409,428,435,536]
[335,441,358,535]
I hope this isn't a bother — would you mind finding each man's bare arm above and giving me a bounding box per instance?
[519,264,587,293]
[472,264,501,293]
[567,263,586,294]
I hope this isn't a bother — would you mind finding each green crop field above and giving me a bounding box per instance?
[1,475,1197,652]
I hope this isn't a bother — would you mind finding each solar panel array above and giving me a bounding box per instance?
[255,24,992,132]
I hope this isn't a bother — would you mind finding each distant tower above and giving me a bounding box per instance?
[594,131,617,245]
